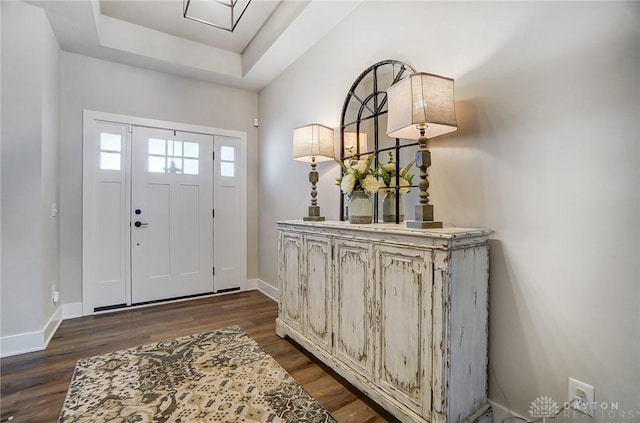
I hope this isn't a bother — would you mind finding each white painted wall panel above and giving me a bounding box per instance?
[177,184,200,275]
[95,181,123,288]
[147,184,171,278]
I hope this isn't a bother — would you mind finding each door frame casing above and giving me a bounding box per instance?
[82,110,248,316]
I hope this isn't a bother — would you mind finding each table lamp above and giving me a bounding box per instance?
[386,72,458,229]
[293,124,335,221]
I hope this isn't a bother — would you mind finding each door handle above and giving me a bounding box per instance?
[134,221,149,228]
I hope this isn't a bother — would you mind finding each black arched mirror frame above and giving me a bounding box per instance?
[339,60,419,223]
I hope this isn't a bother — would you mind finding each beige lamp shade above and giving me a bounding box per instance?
[343,132,368,156]
[386,72,458,140]
[292,124,335,163]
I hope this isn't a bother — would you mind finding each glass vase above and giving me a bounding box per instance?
[348,190,373,224]
[382,192,404,223]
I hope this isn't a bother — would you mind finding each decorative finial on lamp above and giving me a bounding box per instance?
[293,124,335,221]
[386,72,458,229]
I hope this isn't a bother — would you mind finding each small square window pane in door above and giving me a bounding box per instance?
[221,162,234,177]
[220,146,234,161]
[183,159,199,175]
[148,138,166,155]
[183,142,199,158]
[167,140,182,156]
[100,133,121,152]
[168,158,183,174]
[148,156,166,173]
[172,141,183,156]
[100,152,121,170]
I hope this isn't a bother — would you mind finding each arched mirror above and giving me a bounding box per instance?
[339,60,420,223]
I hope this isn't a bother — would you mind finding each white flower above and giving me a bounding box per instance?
[399,177,410,194]
[340,174,356,194]
[353,159,369,175]
[345,159,356,173]
[362,174,380,194]
[383,163,396,173]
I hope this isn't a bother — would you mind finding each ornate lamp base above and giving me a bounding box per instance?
[406,220,443,229]
[406,132,442,229]
[304,161,325,221]
[304,205,325,221]
[407,204,441,228]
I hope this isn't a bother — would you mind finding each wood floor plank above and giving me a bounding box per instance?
[0,291,398,423]
[332,400,385,423]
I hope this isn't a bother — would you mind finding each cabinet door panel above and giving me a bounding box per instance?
[279,232,303,332]
[334,239,374,378]
[377,245,432,416]
[305,235,332,350]
[432,250,449,419]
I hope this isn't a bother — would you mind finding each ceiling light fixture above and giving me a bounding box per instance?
[183,0,252,32]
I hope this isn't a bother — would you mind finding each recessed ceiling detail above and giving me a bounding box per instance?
[100,0,279,53]
[30,0,363,91]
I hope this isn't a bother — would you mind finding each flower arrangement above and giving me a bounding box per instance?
[336,150,379,195]
[376,152,414,195]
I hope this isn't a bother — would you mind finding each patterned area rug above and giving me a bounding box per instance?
[59,326,337,422]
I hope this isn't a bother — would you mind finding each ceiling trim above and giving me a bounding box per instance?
[33,0,363,91]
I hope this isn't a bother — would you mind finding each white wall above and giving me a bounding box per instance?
[41,1,61,338]
[258,1,640,420]
[0,0,3,332]
[1,1,60,341]
[59,52,259,304]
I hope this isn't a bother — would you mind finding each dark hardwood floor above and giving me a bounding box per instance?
[0,290,399,423]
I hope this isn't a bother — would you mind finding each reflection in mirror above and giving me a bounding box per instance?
[343,131,368,158]
[339,60,417,223]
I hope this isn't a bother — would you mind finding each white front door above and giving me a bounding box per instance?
[130,127,214,303]
[83,111,248,315]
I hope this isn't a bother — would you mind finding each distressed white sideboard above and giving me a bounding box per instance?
[275,220,493,423]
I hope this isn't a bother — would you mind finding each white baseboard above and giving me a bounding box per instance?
[0,330,45,358]
[43,305,62,348]
[254,279,278,302]
[63,302,83,319]
[1,305,64,358]
[245,278,258,291]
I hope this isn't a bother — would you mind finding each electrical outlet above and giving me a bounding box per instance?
[568,377,595,418]
[52,285,60,304]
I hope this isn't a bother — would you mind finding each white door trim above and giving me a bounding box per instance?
[82,110,248,315]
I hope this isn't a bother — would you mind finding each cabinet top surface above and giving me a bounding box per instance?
[276,220,493,240]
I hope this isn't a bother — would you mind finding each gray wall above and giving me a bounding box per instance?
[258,1,639,419]
[1,1,60,337]
[59,52,260,304]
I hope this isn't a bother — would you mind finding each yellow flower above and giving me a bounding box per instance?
[362,175,380,194]
[383,163,396,173]
[353,159,369,175]
[399,177,410,194]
